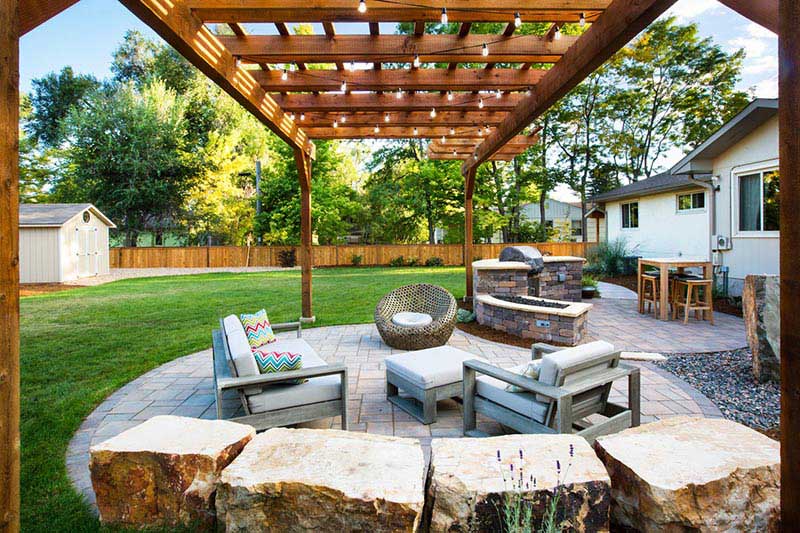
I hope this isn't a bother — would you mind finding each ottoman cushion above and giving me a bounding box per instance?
[386,346,484,389]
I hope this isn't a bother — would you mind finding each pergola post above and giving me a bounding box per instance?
[0,1,20,531]
[464,167,477,300]
[294,148,314,320]
[779,0,799,524]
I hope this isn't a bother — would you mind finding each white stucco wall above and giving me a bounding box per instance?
[605,187,711,260]
[711,115,780,294]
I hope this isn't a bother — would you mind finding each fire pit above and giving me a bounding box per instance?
[491,294,569,309]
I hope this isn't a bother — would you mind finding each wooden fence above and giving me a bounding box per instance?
[109,242,591,269]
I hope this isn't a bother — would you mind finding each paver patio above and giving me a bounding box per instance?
[66,312,735,510]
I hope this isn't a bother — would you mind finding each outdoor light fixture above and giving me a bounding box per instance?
[281,69,288,81]
[514,12,522,27]
[580,13,586,26]
[340,80,347,92]
[478,98,484,109]
[441,7,448,24]
[482,43,489,57]
[358,0,367,14]
[430,108,437,118]
[413,54,421,68]
[396,88,403,99]
[447,91,453,101]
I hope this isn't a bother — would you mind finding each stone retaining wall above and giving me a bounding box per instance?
[472,258,585,302]
[539,260,584,302]
[475,298,588,346]
[473,268,528,297]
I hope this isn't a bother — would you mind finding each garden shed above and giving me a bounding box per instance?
[19,203,115,283]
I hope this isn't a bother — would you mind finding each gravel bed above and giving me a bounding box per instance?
[656,348,779,430]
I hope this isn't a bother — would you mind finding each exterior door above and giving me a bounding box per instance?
[77,226,98,277]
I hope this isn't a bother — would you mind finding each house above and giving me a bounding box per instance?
[591,99,779,295]
[19,203,116,283]
[519,198,604,242]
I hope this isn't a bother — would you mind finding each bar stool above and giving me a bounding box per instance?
[672,278,714,325]
[640,273,661,317]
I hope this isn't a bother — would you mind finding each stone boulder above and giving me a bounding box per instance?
[215,428,425,532]
[426,434,610,532]
[743,274,780,382]
[594,416,780,532]
[90,415,255,529]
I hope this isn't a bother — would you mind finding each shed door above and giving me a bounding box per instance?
[77,226,98,277]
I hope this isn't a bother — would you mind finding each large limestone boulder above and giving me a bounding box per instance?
[215,428,425,532]
[426,434,610,532]
[594,416,780,532]
[743,274,780,382]
[90,415,255,529]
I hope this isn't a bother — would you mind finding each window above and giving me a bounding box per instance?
[571,220,582,237]
[677,191,705,211]
[621,202,639,229]
[739,170,780,232]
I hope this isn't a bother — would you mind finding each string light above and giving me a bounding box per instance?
[341,115,346,123]
[384,113,391,122]
[281,68,288,81]
[477,128,483,136]
[235,57,242,68]
[478,98,484,109]
[450,127,455,135]
[349,61,356,71]
[340,79,347,92]
[447,91,453,101]
[580,12,586,27]
[413,127,419,135]
[526,87,532,96]
[514,12,522,28]
[289,112,296,120]
[482,43,489,57]
[374,124,380,133]
[440,135,446,143]
[396,88,404,99]
[413,54,421,68]
[441,7,448,24]
[430,107,437,118]
[358,0,367,14]
[300,112,305,121]
[495,90,502,99]
[484,124,490,135]
[333,120,339,128]
[453,149,457,156]
[554,27,562,40]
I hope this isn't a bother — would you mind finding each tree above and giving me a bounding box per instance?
[25,66,99,147]
[18,95,54,202]
[58,81,200,246]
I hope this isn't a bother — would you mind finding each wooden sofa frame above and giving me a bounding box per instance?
[463,343,640,443]
[212,319,348,431]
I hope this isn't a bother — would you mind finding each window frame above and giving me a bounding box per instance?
[621,201,639,230]
[676,190,706,213]
[733,162,780,238]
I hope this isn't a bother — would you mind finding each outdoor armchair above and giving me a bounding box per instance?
[374,283,457,350]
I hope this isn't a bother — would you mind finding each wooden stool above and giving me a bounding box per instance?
[672,279,714,325]
[641,274,661,317]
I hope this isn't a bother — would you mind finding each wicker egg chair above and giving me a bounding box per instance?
[374,283,458,350]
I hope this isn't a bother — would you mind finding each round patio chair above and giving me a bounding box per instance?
[374,283,458,350]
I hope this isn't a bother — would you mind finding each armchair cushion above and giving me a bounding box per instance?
[537,340,615,401]
[222,315,260,378]
[391,311,433,328]
[245,350,342,413]
[476,363,549,424]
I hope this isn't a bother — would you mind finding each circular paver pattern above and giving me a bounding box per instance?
[66,324,724,510]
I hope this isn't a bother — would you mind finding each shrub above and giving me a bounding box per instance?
[389,256,405,267]
[351,253,363,266]
[517,220,553,243]
[407,257,420,266]
[586,238,632,276]
[425,256,444,267]
[277,249,296,268]
[581,274,599,288]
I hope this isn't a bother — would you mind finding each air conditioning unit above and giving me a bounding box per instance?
[712,234,732,251]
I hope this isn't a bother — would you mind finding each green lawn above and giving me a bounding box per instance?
[20,267,464,532]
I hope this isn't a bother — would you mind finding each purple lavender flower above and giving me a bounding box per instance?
[497,450,501,462]
[532,477,537,488]
[519,449,523,460]
[556,460,561,474]
[510,463,514,472]
[569,444,574,458]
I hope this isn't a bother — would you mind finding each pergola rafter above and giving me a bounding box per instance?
[4,2,797,531]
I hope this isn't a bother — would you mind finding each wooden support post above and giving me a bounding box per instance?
[464,167,476,301]
[294,148,314,320]
[779,1,799,525]
[0,2,20,531]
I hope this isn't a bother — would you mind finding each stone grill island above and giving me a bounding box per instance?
[473,248,590,346]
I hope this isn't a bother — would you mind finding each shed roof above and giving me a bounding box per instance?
[19,203,116,228]
[589,172,698,203]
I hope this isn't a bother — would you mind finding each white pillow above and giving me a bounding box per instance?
[391,312,433,328]
[223,314,259,378]
[505,360,542,393]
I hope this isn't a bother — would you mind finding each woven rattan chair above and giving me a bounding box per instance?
[375,283,457,350]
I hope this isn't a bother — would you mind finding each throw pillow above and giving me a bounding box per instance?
[505,360,542,393]
[240,309,276,348]
[252,349,306,384]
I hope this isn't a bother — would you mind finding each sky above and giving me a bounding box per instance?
[20,0,778,202]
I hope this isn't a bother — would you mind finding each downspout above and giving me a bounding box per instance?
[689,175,720,292]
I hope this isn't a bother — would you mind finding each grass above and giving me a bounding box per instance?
[19,266,464,532]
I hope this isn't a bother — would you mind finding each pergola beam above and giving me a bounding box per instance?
[188,0,608,23]
[219,34,577,64]
[120,0,314,157]
[253,68,546,92]
[296,111,508,127]
[20,0,78,35]
[718,0,777,33]
[272,93,524,112]
[462,0,677,176]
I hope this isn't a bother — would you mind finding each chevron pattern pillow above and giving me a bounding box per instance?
[240,309,276,348]
[252,349,306,384]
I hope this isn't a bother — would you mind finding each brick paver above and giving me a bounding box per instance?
[66,321,730,511]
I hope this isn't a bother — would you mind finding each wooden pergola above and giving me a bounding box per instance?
[0,1,795,531]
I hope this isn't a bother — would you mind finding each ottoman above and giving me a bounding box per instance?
[385,346,483,424]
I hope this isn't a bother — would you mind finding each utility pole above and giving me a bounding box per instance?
[255,160,262,244]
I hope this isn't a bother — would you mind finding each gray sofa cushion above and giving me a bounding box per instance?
[536,340,615,401]
[476,364,549,424]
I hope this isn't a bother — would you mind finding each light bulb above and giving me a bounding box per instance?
[340,80,347,92]
[430,107,437,118]
[235,57,242,68]
[396,88,403,99]
[413,127,418,135]
[413,54,421,68]
[453,149,457,156]
[526,87,532,96]
[450,127,455,135]
[478,128,483,136]
[478,98,484,109]
[333,120,338,128]
[514,12,522,28]
[440,135,446,143]
[580,12,586,27]
[484,125,490,134]
[300,113,305,121]
[441,7,448,24]
[447,91,453,101]
[341,115,346,123]
[289,112,296,120]
[374,124,380,133]
[554,27,562,40]
[281,69,288,81]
[358,0,367,14]
[495,90,502,99]
[349,61,356,71]
[482,43,489,57]
[384,113,390,123]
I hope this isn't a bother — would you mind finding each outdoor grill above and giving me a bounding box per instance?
[499,245,545,296]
